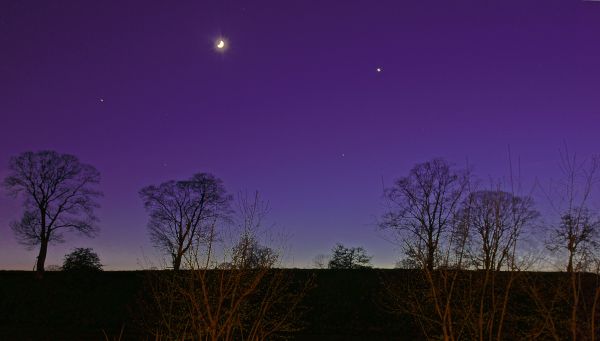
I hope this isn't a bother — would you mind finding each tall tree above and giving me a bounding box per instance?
[3,151,102,273]
[457,189,539,271]
[139,173,231,271]
[381,158,469,271]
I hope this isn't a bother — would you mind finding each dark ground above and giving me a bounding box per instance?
[1,269,598,340]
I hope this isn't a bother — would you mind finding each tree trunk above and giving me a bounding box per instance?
[173,253,182,271]
[427,244,435,271]
[567,250,575,273]
[37,209,48,274]
[36,240,48,273]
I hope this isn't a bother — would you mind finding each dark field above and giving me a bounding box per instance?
[1,270,599,340]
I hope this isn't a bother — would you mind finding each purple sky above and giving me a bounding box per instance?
[1,0,600,269]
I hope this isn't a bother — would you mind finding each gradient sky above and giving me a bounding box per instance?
[1,0,600,270]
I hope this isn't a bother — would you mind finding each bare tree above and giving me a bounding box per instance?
[380,158,470,271]
[139,173,231,271]
[231,234,278,269]
[546,153,600,273]
[458,189,539,271]
[384,186,537,341]
[142,191,312,340]
[3,151,102,273]
[551,209,600,273]
[454,187,539,340]
[540,150,600,340]
[382,158,539,341]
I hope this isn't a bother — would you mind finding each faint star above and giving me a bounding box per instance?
[341,153,345,157]
[99,98,104,102]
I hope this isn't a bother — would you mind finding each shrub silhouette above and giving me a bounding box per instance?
[62,247,103,271]
[328,243,372,269]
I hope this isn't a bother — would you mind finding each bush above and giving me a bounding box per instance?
[62,248,103,271]
[328,243,372,269]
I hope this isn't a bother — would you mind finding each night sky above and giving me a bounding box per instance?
[1,0,600,270]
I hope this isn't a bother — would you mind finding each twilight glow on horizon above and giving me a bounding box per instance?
[1,0,600,270]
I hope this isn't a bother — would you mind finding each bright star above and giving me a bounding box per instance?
[376,67,382,73]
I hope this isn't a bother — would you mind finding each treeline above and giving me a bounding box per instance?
[379,155,600,274]
[3,149,600,339]
[4,150,599,275]
[377,155,600,340]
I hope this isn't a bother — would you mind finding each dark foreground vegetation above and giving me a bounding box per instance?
[1,269,599,340]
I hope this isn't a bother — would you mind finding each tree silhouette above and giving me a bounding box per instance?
[3,151,102,273]
[551,209,600,273]
[328,243,372,269]
[457,189,539,271]
[143,191,312,340]
[62,247,103,271]
[231,233,278,269]
[380,158,469,271]
[541,151,600,340]
[229,191,278,269]
[545,153,600,273]
[139,173,231,271]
